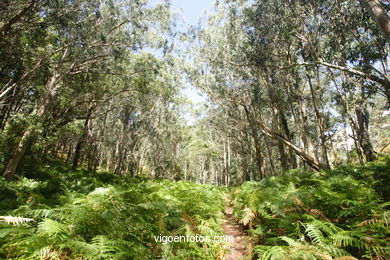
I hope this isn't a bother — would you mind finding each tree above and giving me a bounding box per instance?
[361,0,390,44]
[188,0,388,177]
[2,0,172,178]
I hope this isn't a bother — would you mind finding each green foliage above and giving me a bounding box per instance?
[232,159,390,259]
[0,169,225,259]
[330,156,390,201]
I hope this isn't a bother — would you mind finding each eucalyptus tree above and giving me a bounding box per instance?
[242,0,388,164]
[189,1,325,173]
[1,0,173,178]
[49,52,187,177]
[189,0,389,177]
[0,0,45,127]
[361,0,390,44]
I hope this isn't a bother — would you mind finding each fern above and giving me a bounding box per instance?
[239,207,256,226]
[0,215,33,225]
[232,160,390,259]
[37,218,69,236]
[305,222,327,246]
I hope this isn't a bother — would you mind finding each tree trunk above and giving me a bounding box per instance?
[264,137,276,176]
[2,129,31,178]
[279,108,297,168]
[72,109,93,169]
[2,73,62,178]
[355,102,376,161]
[361,0,390,44]
[274,106,293,171]
[244,107,266,179]
[297,96,319,168]
[259,122,328,171]
[307,69,330,168]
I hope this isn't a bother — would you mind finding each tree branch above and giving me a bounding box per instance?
[0,0,38,36]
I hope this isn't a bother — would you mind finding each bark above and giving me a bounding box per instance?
[259,122,328,171]
[65,144,73,164]
[307,69,331,168]
[264,137,276,176]
[2,129,31,178]
[243,107,266,179]
[106,156,111,172]
[2,73,63,178]
[72,109,93,169]
[355,102,376,161]
[239,130,252,181]
[297,95,320,168]
[361,0,390,44]
[278,107,297,168]
[273,104,294,171]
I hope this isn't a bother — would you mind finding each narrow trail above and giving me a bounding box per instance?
[222,196,252,260]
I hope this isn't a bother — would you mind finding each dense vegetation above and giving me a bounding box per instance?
[0,0,389,259]
[232,157,390,259]
[0,165,226,259]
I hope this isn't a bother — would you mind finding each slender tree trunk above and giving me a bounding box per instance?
[298,96,319,166]
[244,108,266,179]
[106,156,111,172]
[3,73,62,178]
[264,137,276,176]
[273,106,291,171]
[2,129,31,178]
[72,109,93,169]
[278,107,297,168]
[306,69,330,168]
[349,115,365,163]
[259,122,328,171]
[355,101,376,161]
[65,144,73,164]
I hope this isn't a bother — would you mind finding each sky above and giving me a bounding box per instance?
[170,0,212,26]
[166,0,214,124]
[170,0,213,106]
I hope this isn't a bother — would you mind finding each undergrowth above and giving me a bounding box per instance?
[232,157,390,260]
[1,157,389,259]
[0,168,225,259]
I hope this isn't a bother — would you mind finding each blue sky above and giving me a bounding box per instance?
[170,0,213,25]
[170,0,213,106]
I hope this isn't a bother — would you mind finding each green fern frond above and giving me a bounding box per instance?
[255,245,285,260]
[35,246,58,260]
[91,235,118,257]
[64,239,99,257]
[330,231,358,248]
[280,236,303,246]
[304,222,327,246]
[37,218,69,236]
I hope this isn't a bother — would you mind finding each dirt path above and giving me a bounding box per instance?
[222,198,252,260]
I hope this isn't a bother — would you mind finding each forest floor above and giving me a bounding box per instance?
[223,196,252,260]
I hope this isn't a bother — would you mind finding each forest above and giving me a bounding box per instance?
[0,0,389,259]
